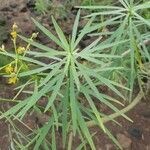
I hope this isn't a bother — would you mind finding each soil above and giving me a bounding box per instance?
[0,0,150,150]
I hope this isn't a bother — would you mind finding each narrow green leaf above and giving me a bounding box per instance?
[31,18,65,49]
[34,117,54,150]
[83,89,105,132]
[38,60,65,87]
[71,10,80,50]
[19,35,63,54]
[19,63,55,77]
[52,126,56,150]
[119,0,129,9]
[77,108,96,150]
[134,12,150,27]
[44,74,65,112]
[70,56,80,90]
[0,100,27,119]
[73,17,95,49]
[69,69,77,135]
[62,80,69,147]
[51,16,69,51]
[134,2,150,11]
[84,9,125,18]
[76,5,124,10]
[81,37,102,53]
[105,127,122,149]
[0,52,46,66]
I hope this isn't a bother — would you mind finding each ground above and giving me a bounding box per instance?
[0,0,150,150]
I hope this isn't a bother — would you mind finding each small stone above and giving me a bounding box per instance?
[26,0,35,8]
[128,128,143,140]
[141,111,150,118]
[10,3,18,8]
[117,133,132,149]
[105,144,113,150]
[1,7,11,11]
[20,7,28,12]
[0,19,6,26]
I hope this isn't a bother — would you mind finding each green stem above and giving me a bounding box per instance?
[0,98,20,103]
[67,132,73,150]
[87,91,143,127]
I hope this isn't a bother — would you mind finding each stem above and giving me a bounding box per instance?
[0,98,20,103]
[86,91,143,127]
[122,39,150,57]
[67,132,73,150]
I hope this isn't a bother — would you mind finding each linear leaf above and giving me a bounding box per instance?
[44,74,65,112]
[38,59,65,87]
[77,108,96,150]
[32,18,65,49]
[62,80,69,147]
[51,16,69,51]
[19,35,63,55]
[134,12,150,27]
[70,56,80,90]
[34,117,54,150]
[0,52,46,66]
[71,9,80,50]
[83,88,105,132]
[69,69,78,135]
[19,63,55,77]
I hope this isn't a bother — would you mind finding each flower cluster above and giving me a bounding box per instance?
[5,64,14,74]
[0,23,38,84]
[4,64,18,84]
[10,23,18,40]
[16,46,26,54]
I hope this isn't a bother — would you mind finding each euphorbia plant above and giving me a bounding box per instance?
[0,9,145,149]
[78,0,150,99]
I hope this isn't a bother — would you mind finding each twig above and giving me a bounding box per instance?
[67,132,73,150]
[86,91,144,127]
[0,98,20,103]
[121,39,150,57]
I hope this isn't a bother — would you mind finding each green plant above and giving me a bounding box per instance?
[0,23,38,84]
[35,0,50,14]
[1,0,150,148]
[35,0,71,19]
[0,9,138,149]
[78,0,150,99]
[80,0,95,5]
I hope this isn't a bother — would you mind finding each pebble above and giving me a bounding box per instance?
[10,3,18,8]
[105,144,113,150]
[117,133,132,149]
[141,111,150,118]
[0,19,6,26]
[128,128,143,140]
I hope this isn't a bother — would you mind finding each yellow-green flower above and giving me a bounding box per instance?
[32,33,38,38]
[8,76,18,84]
[0,44,5,51]
[11,23,18,39]
[5,65,14,74]
[11,31,17,39]
[12,23,18,30]
[16,46,26,54]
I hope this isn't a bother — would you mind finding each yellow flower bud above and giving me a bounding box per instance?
[12,23,18,30]
[11,23,18,39]
[16,46,26,54]
[11,31,17,39]
[8,76,18,84]
[32,33,38,38]
[0,44,5,51]
[5,65,14,74]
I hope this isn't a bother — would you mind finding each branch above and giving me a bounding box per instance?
[122,39,150,57]
[86,91,144,127]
